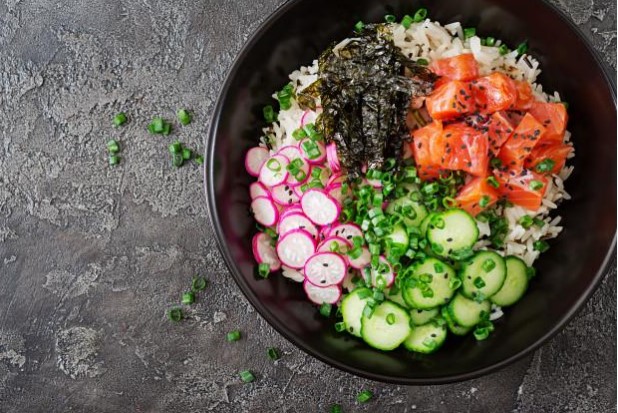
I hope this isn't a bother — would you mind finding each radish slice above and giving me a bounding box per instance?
[304,252,347,286]
[348,246,371,269]
[285,157,311,187]
[326,143,341,173]
[304,281,341,304]
[245,147,269,177]
[326,183,351,204]
[252,232,281,271]
[342,267,360,291]
[276,229,316,269]
[326,173,346,187]
[370,256,395,287]
[277,145,303,162]
[317,236,352,254]
[259,154,289,187]
[300,110,318,127]
[278,213,319,239]
[271,184,300,206]
[328,223,363,242]
[249,182,270,200]
[301,189,340,226]
[299,138,326,165]
[282,265,304,283]
[251,196,279,227]
[280,205,303,220]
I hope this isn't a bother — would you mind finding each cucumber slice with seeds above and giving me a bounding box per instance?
[409,308,439,325]
[447,293,491,328]
[441,306,472,336]
[426,209,478,259]
[361,301,411,351]
[340,287,371,337]
[402,257,456,309]
[384,224,409,248]
[385,287,409,309]
[403,319,447,354]
[385,196,428,228]
[461,251,506,299]
[490,256,529,306]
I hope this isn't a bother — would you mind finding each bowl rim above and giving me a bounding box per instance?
[204,0,617,384]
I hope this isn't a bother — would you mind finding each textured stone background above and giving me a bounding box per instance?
[0,0,615,412]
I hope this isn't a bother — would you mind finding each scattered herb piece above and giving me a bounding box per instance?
[109,155,120,166]
[227,330,241,342]
[239,370,255,383]
[357,390,373,403]
[267,347,280,361]
[113,112,127,127]
[181,291,195,305]
[177,109,192,125]
[192,276,207,291]
[167,307,183,322]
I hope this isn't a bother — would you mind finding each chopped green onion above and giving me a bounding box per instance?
[535,158,556,173]
[239,370,255,383]
[533,217,545,228]
[182,148,192,160]
[474,327,490,341]
[422,338,437,350]
[177,109,191,125]
[516,41,528,55]
[108,155,120,166]
[167,307,183,322]
[106,139,120,153]
[419,273,433,284]
[526,266,536,279]
[384,14,396,23]
[150,117,164,133]
[519,215,534,229]
[266,158,281,171]
[292,127,307,140]
[498,44,510,55]
[258,263,271,278]
[227,330,241,342]
[181,291,195,305]
[357,390,373,403]
[449,278,462,290]
[401,14,414,29]
[482,259,496,273]
[113,112,127,127]
[533,240,550,252]
[319,303,332,317]
[416,58,429,66]
[464,27,476,39]
[194,154,204,165]
[529,180,544,191]
[263,105,277,123]
[386,313,396,325]
[486,176,500,188]
[172,153,184,167]
[413,8,427,22]
[334,321,346,332]
[490,158,503,169]
[191,276,207,291]
[485,37,496,46]
[267,347,280,360]
[354,20,365,32]
[277,84,295,111]
[421,287,434,298]
[434,262,444,273]
[479,195,491,208]
[330,404,343,413]
[169,141,182,154]
[561,101,569,109]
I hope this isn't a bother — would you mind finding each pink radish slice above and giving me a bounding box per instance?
[328,223,363,242]
[277,145,303,162]
[285,157,311,187]
[271,184,300,206]
[259,154,289,187]
[252,232,281,271]
[280,205,303,220]
[245,146,270,177]
[249,182,270,200]
[326,142,341,173]
[276,229,316,269]
[282,265,304,283]
[370,256,395,287]
[300,110,318,127]
[301,189,340,226]
[299,138,326,165]
[326,173,346,187]
[326,183,350,204]
[304,252,347,286]
[304,280,341,305]
[293,185,305,199]
[278,213,319,240]
[251,196,279,227]
[317,236,352,254]
[348,247,371,269]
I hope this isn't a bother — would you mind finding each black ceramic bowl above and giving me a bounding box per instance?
[206,0,616,383]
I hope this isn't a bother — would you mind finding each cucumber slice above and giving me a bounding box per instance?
[441,307,472,336]
[490,256,529,306]
[461,251,507,299]
[402,257,456,309]
[426,209,479,259]
[385,287,409,309]
[447,293,491,327]
[386,196,428,228]
[384,224,409,248]
[340,287,371,337]
[361,301,411,351]
[409,308,439,325]
[403,319,447,354]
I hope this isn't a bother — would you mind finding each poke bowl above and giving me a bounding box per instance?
[205,0,616,384]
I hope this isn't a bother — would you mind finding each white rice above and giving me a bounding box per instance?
[261,18,573,274]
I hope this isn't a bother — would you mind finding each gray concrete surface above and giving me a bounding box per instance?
[0,0,615,412]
